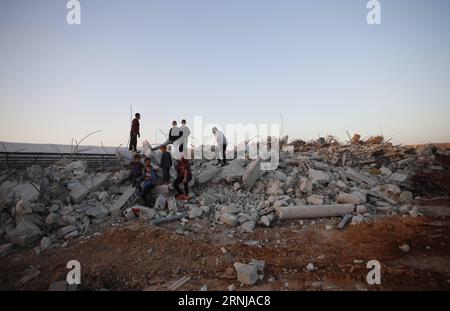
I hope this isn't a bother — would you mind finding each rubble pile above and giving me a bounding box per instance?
[0,135,449,258]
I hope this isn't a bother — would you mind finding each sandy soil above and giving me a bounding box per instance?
[1,204,449,291]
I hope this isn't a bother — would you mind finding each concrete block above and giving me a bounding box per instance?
[242,158,261,190]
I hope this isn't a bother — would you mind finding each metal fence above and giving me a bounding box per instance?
[0,152,121,170]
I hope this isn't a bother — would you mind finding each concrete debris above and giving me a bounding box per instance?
[0,134,443,253]
[240,220,255,232]
[109,187,138,217]
[86,206,109,219]
[219,213,239,227]
[242,157,261,190]
[197,166,219,184]
[260,215,271,227]
[344,168,377,187]
[0,242,14,256]
[336,192,361,205]
[308,169,329,185]
[307,194,324,205]
[188,206,203,219]
[40,236,52,250]
[234,262,259,285]
[6,221,42,247]
[277,204,355,220]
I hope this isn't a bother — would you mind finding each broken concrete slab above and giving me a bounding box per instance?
[344,168,377,187]
[109,187,138,217]
[6,221,42,248]
[277,204,355,220]
[9,183,40,202]
[69,182,90,204]
[242,157,261,190]
[197,166,220,184]
[222,161,246,183]
[84,173,109,191]
[390,172,408,183]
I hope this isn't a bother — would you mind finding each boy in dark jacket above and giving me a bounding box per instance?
[173,156,192,201]
[141,158,157,195]
[129,154,143,188]
[160,145,172,184]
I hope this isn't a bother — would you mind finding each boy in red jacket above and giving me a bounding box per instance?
[173,156,192,201]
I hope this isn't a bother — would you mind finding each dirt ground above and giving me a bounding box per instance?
[1,201,449,291]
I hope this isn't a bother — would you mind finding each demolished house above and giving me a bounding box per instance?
[1,135,449,281]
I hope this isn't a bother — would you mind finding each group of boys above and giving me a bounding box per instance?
[128,116,193,201]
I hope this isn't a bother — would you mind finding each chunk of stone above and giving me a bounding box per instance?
[308,169,330,185]
[197,166,219,184]
[219,213,239,227]
[299,178,313,194]
[6,221,42,247]
[188,206,203,219]
[336,192,361,205]
[240,220,255,232]
[40,237,52,250]
[233,262,258,285]
[69,182,90,204]
[57,225,77,238]
[307,194,324,205]
[266,180,283,196]
[109,187,137,217]
[242,158,261,190]
[86,206,109,219]
[345,168,377,187]
[260,215,271,227]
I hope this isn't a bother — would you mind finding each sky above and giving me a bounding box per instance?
[0,0,449,148]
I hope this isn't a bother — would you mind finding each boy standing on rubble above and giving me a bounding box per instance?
[129,113,141,153]
[212,127,228,166]
[141,158,157,195]
[129,154,143,188]
[178,119,191,157]
[173,156,192,201]
[160,145,172,184]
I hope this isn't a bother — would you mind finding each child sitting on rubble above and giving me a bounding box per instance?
[129,154,143,188]
[140,158,157,195]
[160,145,172,184]
[173,156,192,201]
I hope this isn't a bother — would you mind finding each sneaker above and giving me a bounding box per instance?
[175,194,185,201]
